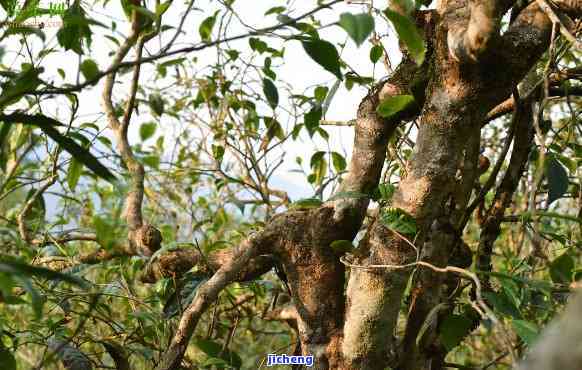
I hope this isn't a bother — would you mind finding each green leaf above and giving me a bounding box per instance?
[262,78,279,109]
[439,314,475,351]
[149,93,165,117]
[93,214,116,250]
[0,259,89,288]
[377,183,396,201]
[194,339,220,356]
[0,347,16,370]
[80,59,99,81]
[512,320,539,345]
[265,6,285,15]
[142,154,159,169]
[0,113,116,182]
[384,9,425,65]
[483,290,522,319]
[67,158,83,191]
[500,277,521,310]
[301,39,342,80]
[339,13,375,47]
[381,207,417,236]
[260,117,285,151]
[545,153,569,205]
[370,45,383,63]
[549,252,574,284]
[0,0,17,15]
[249,37,267,53]
[57,3,92,55]
[310,151,326,168]
[314,86,328,103]
[199,13,217,42]
[155,1,171,18]
[139,122,157,141]
[290,197,322,209]
[23,188,45,228]
[377,94,416,118]
[163,272,209,318]
[129,5,156,22]
[305,105,322,137]
[0,65,43,108]
[15,275,43,318]
[330,240,354,254]
[331,151,347,172]
[194,338,242,368]
[211,144,224,163]
[4,25,45,41]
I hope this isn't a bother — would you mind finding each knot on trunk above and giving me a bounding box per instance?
[129,223,162,256]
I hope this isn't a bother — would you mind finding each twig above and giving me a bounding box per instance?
[537,0,582,51]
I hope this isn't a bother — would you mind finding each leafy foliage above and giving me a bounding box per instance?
[0,1,579,369]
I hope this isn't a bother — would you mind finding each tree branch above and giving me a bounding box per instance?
[154,231,274,370]
[446,0,513,63]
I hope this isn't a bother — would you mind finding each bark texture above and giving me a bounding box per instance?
[99,1,581,369]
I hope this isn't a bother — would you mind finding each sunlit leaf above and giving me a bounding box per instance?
[139,122,157,141]
[199,13,217,42]
[381,207,417,236]
[290,197,322,209]
[377,95,416,118]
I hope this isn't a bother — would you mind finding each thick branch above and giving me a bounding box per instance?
[140,247,275,283]
[446,0,513,63]
[154,231,274,370]
[331,55,424,229]
[341,17,436,367]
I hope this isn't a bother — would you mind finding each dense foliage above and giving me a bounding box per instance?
[0,0,580,369]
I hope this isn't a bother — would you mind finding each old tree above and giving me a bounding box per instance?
[0,0,581,368]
